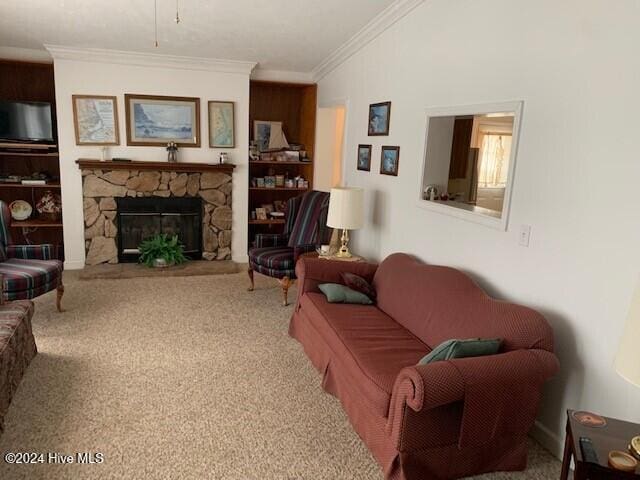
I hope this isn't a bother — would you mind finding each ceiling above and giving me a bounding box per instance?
[0,0,396,72]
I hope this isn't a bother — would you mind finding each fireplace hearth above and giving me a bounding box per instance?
[116,197,202,263]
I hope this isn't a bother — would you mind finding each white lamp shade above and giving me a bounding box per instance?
[615,281,640,387]
[327,187,364,230]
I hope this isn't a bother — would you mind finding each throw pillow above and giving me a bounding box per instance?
[341,272,376,300]
[319,283,374,305]
[418,338,502,365]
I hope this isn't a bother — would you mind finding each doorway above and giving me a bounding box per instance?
[314,105,346,192]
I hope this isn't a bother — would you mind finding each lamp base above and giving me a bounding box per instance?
[630,435,640,460]
[334,228,352,258]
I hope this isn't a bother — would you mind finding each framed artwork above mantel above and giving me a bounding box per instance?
[124,94,200,147]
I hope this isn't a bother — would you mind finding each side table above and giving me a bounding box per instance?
[561,409,640,479]
[300,252,366,263]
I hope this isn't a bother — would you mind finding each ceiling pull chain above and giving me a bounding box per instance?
[175,0,180,24]
[154,0,159,47]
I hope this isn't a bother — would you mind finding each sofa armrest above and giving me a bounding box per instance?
[294,257,379,310]
[7,244,55,260]
[387,348,559,452]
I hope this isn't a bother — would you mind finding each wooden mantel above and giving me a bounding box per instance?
[76,159,236,174]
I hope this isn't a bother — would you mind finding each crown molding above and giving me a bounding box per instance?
[312,0,425,82]
[0,46,53,63]
[44,45,256,75]
[250,68,314,84]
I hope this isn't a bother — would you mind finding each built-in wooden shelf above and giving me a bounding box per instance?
[249,160,313,166]
[249,187,308,191]
[11,219,63,228]
[0,151,59,157]
[248,219,285,225]
[76,159,236,174]
[1,182,61,189]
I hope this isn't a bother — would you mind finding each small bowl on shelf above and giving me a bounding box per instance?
[9,200,32,221]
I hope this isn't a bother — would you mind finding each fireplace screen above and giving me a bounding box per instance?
[116,197,202,262]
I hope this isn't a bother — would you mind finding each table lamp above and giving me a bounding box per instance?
[615,280,640,459]
[327,187,364,258]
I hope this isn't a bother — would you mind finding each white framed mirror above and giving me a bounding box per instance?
[417,101,523,230]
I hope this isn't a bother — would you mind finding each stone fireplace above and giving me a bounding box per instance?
[77,160,235,265]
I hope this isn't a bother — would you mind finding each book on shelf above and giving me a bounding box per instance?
[21,179,47,185]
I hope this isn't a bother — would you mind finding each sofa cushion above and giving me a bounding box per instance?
[300,292,428,417]
[372,253,555,352]
[418,338,502,364]
[341,271,377,300]
[318,283,373,304]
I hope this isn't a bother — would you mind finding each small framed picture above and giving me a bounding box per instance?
[208,101,235,148]
[255,208,268,220]
[124,94,200,147]
[72,95,119,145]
[368,101,391,136]
[380,146,400,176]
[357,144,372,171]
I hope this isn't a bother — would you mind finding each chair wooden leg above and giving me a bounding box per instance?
[247,268,255,291]
[56,283,65,312]
[279,276,293,306]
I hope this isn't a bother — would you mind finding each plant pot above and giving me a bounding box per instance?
[152,258,175,268]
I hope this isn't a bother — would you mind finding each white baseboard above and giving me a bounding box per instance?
[530,420,564,460]
[63,259,85,270]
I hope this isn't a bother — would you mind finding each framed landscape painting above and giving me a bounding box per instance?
[380,146,400,176]
[368,101,391,136]
[124,94,200,147]
[208,101,235,148]
[357,144,372,171]
[72,95,119,145]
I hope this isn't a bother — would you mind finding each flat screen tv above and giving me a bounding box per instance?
[0,100,55,144]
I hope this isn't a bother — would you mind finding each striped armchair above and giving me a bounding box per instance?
[248,191,332,305]
[0,201,64,312]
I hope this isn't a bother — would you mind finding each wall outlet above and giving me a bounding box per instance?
[519,225,532,247]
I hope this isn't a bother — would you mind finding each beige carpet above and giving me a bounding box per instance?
[0,272,560,480]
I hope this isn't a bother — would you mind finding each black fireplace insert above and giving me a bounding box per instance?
[116,197,202,263]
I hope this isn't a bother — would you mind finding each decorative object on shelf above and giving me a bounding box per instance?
[125,94,200,147]
[275,175,285,187]
[218,152,228,164]
[285,179,294,188]
[264,176,276,188]
[273,200,285,213]
[138,233,187,268]
[284,150,300,161]
[256,178,265,188]
[166,141,178,162]
[208,101,235,148]
[380,146,400,176]
[424,184,439,201]
[36,190,62,222]
[72,95,119,145]
[368,101,391,136]
[255,208,267,220]
[9,200,32,221]
[254,120,289,152]
[249,141,260,161]
[261,204,274,215]
[357,144,372,171]
[614,277,640,455]
[327,187,364,258]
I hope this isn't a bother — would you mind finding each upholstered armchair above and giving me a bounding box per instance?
[0,201,64,312]
[248,191,332,306]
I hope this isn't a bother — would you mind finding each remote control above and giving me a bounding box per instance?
[580,437,599,464]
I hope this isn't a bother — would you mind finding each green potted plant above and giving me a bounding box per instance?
[138,234,188,268]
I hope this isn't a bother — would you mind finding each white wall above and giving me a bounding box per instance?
[317,0,640,457]
[52,58,250,268]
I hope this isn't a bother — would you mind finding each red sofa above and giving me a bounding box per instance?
[289,253,559,480]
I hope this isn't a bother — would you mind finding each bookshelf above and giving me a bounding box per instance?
[0,59,63,258]
[248,80,317,248]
